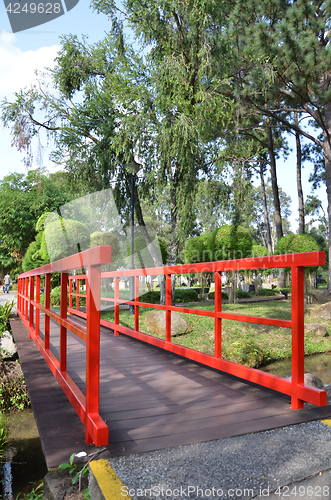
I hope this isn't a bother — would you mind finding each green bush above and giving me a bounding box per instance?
[0,300,15,334]
[128,234,168,266]
[43,218,90,262]
[22,232,48,272]
[274,234,320,274]
[207,291,229,300]
[255,288,280,296]
[40,286,86,308]
[90,231,120,259]
[250,245,271,257]
[140,288,199,304]
[0,363,30,411]
[139,291,160,303]
[236,290,252,299]
[184,233,212,264]
[274,233,320,255]
[209,225,253,261]
[175,289,199,302]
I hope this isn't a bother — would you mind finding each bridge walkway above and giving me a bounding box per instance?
[10,313,331,470]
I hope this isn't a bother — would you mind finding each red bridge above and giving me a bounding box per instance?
[13,247,331,469]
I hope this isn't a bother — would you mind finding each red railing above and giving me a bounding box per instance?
[17,246,111,446]
[17,248,327,447]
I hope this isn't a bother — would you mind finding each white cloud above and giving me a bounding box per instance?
[0,31,63,178]
[0,30,60,98]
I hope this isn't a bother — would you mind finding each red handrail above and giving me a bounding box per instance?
[68,250,327,410]
[17,246,111,446]
[17,248,327,447]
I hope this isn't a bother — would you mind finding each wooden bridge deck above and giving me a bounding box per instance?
[10,313,331,470]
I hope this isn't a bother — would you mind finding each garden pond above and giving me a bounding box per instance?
[261,351,331,384]
[0,409,47,499]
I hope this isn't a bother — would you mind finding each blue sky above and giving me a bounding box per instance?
[0,1,327,232]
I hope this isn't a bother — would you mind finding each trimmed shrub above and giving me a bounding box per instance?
[184,233,212,264]
[90,231,120,259]
[22,232,48,272]
[209,225,253,261]
[236,290,252,299]
[128,234,168,266]
[274,233,320,255]
[140,288,199,304]
[43,218,90,262]
[207,291,229,300]
[175,289,199,302]
[250,245,271,258]
[255,288,280,296]
[140,291,161,304]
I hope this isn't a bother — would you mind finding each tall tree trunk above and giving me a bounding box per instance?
[259,159,273,253]
[168,183,179,306]
[267,125,285,287]
[134,185,163,266]
[125,176,166,303]
[267,126,283,242]
[323,114,331,294]
[295,112,305,234]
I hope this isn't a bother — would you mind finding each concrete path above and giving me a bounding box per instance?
[0,290,16,308]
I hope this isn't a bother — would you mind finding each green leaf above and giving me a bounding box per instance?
[58,463,71,470]
[69,452,76,465]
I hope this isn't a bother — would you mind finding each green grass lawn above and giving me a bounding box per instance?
[100,296,331,368]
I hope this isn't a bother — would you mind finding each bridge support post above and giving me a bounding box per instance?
[215,271,222,358]
[291,265,305,410]
[85,263,108,445]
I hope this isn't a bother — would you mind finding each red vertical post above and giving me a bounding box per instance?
[45,273,51,351]
[85,264,101,444]
[21,278,24,316]
[20,279,23,317]
[60,272,68,373]
[114,277,119,336]
[291,265,305,410]
[17,279,21,313]
[134,275,139,332]
[19,278,22,312]
[77,279,80,312]
[21,278,25,317]
[165,273,171,342]
[35,275,40,338]
[25,278,29,321]
[69,277,72,315]
[214,271,222,358]
[29,276,34,331]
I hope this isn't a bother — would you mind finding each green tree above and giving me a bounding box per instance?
[43,218,91,262]
[274,234,320,255]
[85,0,235,301]
[0,170,74,271]
[230,0,331,291]
[184,233,211,265]
[251,245,270,258]
[209,225,252,262]
[128,234,168,268]
[22,232,47,272]
[274,233,320,289]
